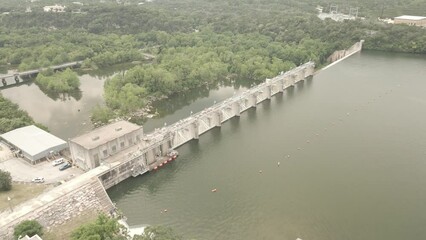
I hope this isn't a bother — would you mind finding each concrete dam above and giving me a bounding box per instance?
[99,61,316,189]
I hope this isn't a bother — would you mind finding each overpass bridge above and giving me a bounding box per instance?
[0,61,82,88]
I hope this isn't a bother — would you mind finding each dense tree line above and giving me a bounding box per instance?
[0,0,424,125]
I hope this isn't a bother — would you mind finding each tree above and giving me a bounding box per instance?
[0,169,12,191]
[13,220,43,240]
[71,214,127,240]
[91,105,115,124]
[133,226,182,240]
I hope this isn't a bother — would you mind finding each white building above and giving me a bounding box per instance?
[394,15,426,27]
[43,5,66,12]
[1,125,68,164]
[69,121,144,171]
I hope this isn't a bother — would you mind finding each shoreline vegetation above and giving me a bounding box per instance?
[0,94,47,134]
[0,0,425,131]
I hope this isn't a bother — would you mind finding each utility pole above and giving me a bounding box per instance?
[380,2,385,18]
[330,4,338,14]
[350,7,359,18]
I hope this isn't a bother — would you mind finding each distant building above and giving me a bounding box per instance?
[394,15,426,27]
[0,125,68,164]
[43,5,66,12]
[18,234,43,240]
[69,121,143,171]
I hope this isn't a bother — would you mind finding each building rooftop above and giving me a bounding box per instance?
[70,121,142,149]
[1,125,67,157]
[18,234,43,240]
[394,15,426,20]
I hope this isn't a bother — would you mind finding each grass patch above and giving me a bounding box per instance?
[0,183,48,212]
[43,211,98,240]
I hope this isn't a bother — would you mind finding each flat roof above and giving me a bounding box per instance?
[395,15,426,20]
[70,120,142,149]
[1,125,67,157]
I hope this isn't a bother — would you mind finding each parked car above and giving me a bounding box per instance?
[52,158,64,166]
[59,162,71,171]
[32,177,45,183]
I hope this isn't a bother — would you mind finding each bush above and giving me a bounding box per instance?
[0,169,12,191]
[13,220,43,240]
[71,213,127,240]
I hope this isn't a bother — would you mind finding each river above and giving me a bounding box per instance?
[2,51,426,239]
[106,51,426,240]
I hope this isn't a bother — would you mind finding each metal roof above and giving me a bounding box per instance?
[395,15,426,20]
[70,120,142,149]
[1,125,67,157]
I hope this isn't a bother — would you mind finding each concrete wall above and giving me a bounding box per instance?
[327,40,363,64]
[0,177,114,239]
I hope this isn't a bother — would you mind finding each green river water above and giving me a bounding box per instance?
[107,51,426,240]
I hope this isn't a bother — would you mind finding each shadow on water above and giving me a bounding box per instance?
[284,86,296,100]
[107,160,181,198]
[156,86,210,115]
[274,92,284,105]
[246,107,257,124]
[35,82,83,101]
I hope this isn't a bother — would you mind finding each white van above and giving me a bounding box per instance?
[52,158,64,166]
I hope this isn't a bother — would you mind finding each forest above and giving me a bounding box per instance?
[0,0,425,126]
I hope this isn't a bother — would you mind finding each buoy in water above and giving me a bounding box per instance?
[164,209,168,212]
[277,162,280,166]
[163,160,168,164]
[259,170,262,173]
[211,189,217,192]
[159,163,163,167]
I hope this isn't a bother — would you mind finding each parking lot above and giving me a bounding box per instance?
[0,157,83,184]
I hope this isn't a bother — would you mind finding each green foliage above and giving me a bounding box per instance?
[35,68,80,93]
[0,169,12,191]
[13,220,43,240]
[71,214,127,240]
[0,94,42,134]
[91,105,116,124]
[133,226,182,240]
[0,0,424,122]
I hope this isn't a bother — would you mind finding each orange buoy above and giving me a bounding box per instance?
[154,166,158,170]
[211,189,217,192]
[163,160,168,164]
[159,163,163,167]
[172,155,177,159]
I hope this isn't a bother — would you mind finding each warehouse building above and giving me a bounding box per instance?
[69,120,143,171]
[394,15,426,27]
[1,125,68,164]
